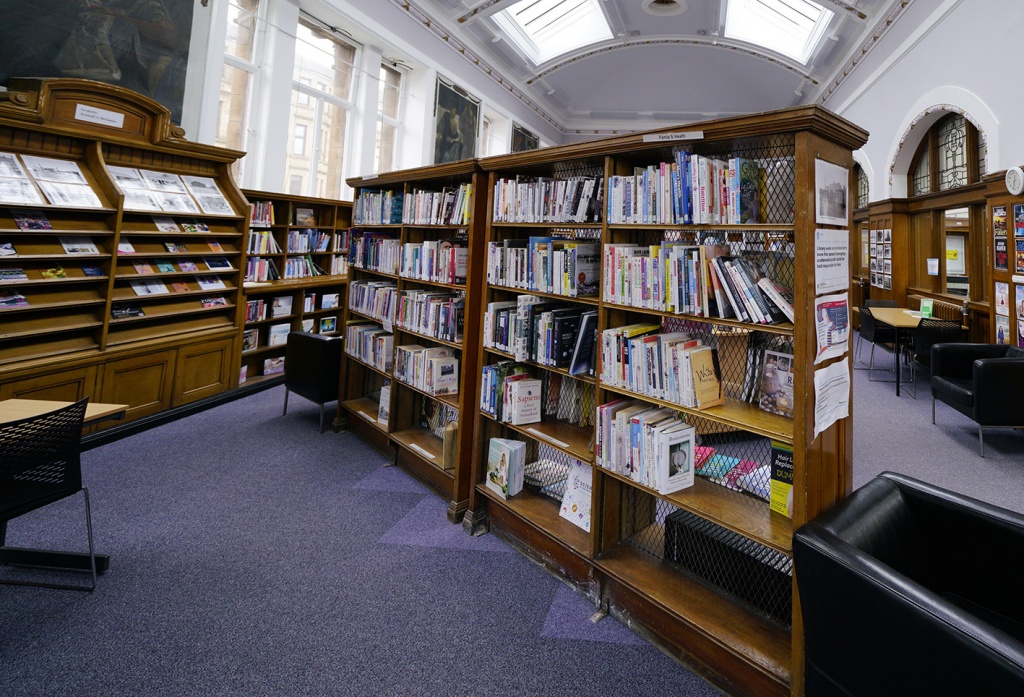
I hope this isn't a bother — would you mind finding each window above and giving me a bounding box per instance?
[215,0,263,179]
[289,175,303,195]
[908,114,981,196]
[374,64,402,174]
[854,164,868,210]
[285,16,358,199]
[494,0,613,64]
[482,108,510,157]
[724,0,834,64]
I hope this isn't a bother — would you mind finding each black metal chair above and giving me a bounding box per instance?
[902,318,968,397]
[855,299,897,380]
[283,331,343,432]
[0,398,96,591]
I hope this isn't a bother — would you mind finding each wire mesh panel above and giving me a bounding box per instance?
[541,373,596,430]
[621,487,792,628]
[693,134,797,225]
[421,398,458,438]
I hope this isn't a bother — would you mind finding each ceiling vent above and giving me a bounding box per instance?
[642,0,688,17]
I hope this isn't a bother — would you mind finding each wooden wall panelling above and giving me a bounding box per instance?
[96,348,177,425]
[173,336,235,405]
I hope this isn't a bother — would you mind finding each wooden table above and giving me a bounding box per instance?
[0,398,128,575]
[868,307,921,397]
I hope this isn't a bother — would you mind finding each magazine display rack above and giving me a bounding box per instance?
[345,162,486,522]
[239,190,350,386]
[0,78,246,423]
[465,107,867,696]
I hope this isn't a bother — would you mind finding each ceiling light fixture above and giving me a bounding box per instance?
[642,0,688,17]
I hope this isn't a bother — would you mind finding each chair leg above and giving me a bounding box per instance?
[979,426,985,458]
[283,389,289,416]
[83,487,97,591]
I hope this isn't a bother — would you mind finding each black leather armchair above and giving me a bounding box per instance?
[283,331,343,432]
[794,472,1024,696]
[931,343,1024,456]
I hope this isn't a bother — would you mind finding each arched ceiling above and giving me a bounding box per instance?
[391,0,912,135]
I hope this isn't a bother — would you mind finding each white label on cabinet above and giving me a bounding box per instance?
[74,104,125,129]
[359,411,375,422]
[525,427,569,448]
[408,443,436,460]
[642,131,703,143]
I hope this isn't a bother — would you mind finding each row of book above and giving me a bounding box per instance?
[402,184,472,226]
[486,236,599,298]
[245,298,268,323]
[599,324,724,410]
[399,239,468,285]
[606,152,762,226]
[394,289,465,344]
[349,230,400,275]
[286,229,331,254]
[480,365,594,429]
[348,280,397,324]
[482,295,598,377]
[249,201,275,227]
[345,321,393,373]
[393,345,459,396]
[491,176,603,224]
[281,255,322,280]
[246,230,281,254]
[245,257,280,282]
[594,399,697,495]
[354,189,403,225]
[331,256,348,276]
[302,291,340,313]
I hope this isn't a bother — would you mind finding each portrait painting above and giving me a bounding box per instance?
[433,78,480,165]
[511,123,540,153]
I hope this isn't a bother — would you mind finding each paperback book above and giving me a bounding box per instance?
[559,461,593,532]
[485,438,526,500]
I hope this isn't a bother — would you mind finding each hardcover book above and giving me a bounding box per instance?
[268,323,290,346]
[758,349,795,418]
[263,356,285,375]
[485,438,526,500]
[242,328,259,352]
[656,423,696,495]
[507,377,542,425]
[272,295,293,317]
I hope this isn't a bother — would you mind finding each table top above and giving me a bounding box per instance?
[869,307,922,329]
[0,399,129,426]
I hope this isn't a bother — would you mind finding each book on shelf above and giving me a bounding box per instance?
[319,317,337,333]
[426,355,459,396]
[321,292,340,310]
[293,207,317,226]
[110,302,144,319]
[559,461,593,532]
[152,216,179,232]
[769,441,794,518]
[171,281,190,293]
[201,297,228,308]
[205,257,233,271]
[133,262,155,275]
[656,422,697,495]
[736,464,771,501]
[181,221,210,233]
[0,290,28,307]
[155,261,175,273]
[301,319,314,332]
[117,241,136,255]
[272,295,293,317]
[82,266,103,277]
[268,323,290,346]
[758,349,795,418]
[60,236,100,254]
[130,279,169,296]
[0,242,15,256]
[378,380,391,425]
[239,365,248,385]
[485,438,526,500]
[507,377,542,425]
[242,328,259,352]
[195,275,226,291]
[263,356,285,375]
[206,239,224,252]
[690,346,724,410]
[177,261,198,272]
[41,266,66,279]
[12,211,51,230]
[0,267,28,281]
[756,277,795,323]
[567,310,598,377]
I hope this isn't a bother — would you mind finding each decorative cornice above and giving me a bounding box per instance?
[390,0,565,132]
[818,0,913,106]
[456,0,507,24]
[887,103,987,191]
[821,0,869,20]
[528,38,819,86]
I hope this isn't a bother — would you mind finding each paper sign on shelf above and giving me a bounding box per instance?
[814,228,849,294]
[813,359,850,439]
[814,292,850,364]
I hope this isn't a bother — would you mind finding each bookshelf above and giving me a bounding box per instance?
[238,190,351,387]
[465,107,867,696]
[0,78,246,424]
[345,162,486,522]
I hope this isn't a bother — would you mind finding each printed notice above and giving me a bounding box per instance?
[75,104,125,129]
[642,131,704,142]
[814,228,849,294]
[813,359,850,439]
[814,292,850,364]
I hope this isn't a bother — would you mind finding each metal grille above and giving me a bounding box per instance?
[551,158,604,181]
[523,442,574,502]
[421,398,459,438]
[541,373,596,429]
[694,133,796,225]
[362,370,388,404]
[621,487,792,627]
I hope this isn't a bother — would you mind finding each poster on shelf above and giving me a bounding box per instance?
[813,359,851,440]
[814,158,849,226]
[813,292,850,364]
[813,228,849,294]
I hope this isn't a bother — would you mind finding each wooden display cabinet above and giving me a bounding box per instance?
[0,78,246,421]
[462,107,867,696]
[345,162,486,522]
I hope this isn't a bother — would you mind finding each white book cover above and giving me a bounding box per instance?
[59,236,100,254]
[129,279,169,296]
[267,323,290,346]
[656,423,696,495]
[559,461,593,532]
[485,438,525,500]
[195,275,227,290]
[428,356,459,395]
[508,378,542,425]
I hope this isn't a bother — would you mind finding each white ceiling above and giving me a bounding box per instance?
[397,0,910,135]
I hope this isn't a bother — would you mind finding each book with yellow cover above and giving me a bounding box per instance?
[690,346,724,409]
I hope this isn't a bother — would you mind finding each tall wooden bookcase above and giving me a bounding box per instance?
[344,162,487,522]
[0,78,246,424]
[465,107,867,696]
[238,189,350,387]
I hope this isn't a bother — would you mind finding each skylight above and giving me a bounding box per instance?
[724,0,834,65]
[494,0,613,65]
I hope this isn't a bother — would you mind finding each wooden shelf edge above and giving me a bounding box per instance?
[477,483,592,557]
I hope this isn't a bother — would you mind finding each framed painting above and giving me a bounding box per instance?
[434,77,480,164]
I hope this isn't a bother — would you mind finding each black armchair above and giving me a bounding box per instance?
[283,331,343,432]
[902,318,967,397]
[931,343,1024,456]
[0,398,97,591]
[855,299,897,379]
[794,472,1024,696]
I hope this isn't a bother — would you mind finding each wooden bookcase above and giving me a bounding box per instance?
[464,107,867,696]
[0,78,246,424]
[344,162,486,522]
[238,190,350,386]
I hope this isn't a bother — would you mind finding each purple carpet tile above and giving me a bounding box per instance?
[541,584,645,645]
[378,494,512,553]
[354,465,431,495]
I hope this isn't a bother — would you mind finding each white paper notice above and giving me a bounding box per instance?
[927,258,939,276]
[814,228,849,294]
[813,359,850,439]
[814,292,850,364]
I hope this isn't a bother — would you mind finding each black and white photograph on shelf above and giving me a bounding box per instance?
[0,0,195,123]
[511,122,540,153]
[814,158,849,226]
[433,77,479,164]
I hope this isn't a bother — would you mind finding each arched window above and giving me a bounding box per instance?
[854,163,869,209]
[907,113,982,196]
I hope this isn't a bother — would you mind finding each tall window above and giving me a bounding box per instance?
[216,0,263,179]
[854,163,868,209]
[374,64,402,174]
[285,17,358,199]
[908,114,981,196]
